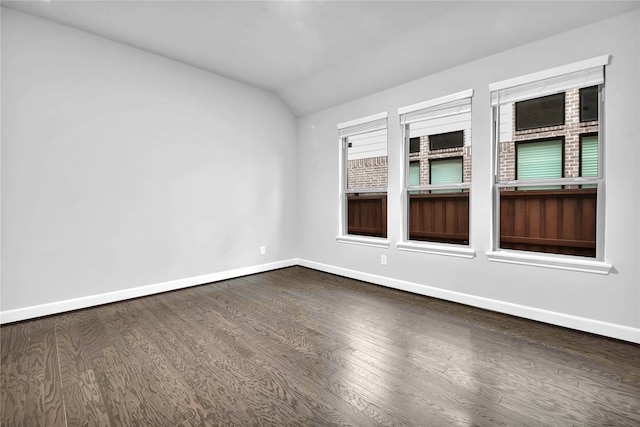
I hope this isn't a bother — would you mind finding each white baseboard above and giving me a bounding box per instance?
[297,259,640,344]
[3,257,638,344]
[0,259,297,324]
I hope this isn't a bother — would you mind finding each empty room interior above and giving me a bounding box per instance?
[1,0,639,425]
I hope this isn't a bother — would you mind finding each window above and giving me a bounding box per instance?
[580,134,598,189]
[430,157,463,184]
[409,161,420,186]
[580,86,599,122]
[409,137,421,154]
[429,130,465,150]
[398,90,473,252]
[516,138,563,190]
[337,112,388,245]
[430,157,463,192]
[490,55,609,266]
[516,139,563,181]
[580,134,598,177]
[515,93,565,130]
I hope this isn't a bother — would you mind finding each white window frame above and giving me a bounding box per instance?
[396,90,475,258]
[488,55,612,274]
[336,112,390,248]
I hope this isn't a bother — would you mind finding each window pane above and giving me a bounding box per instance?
[409,137,421,153]
[517,139,562,181]
[429,130,464,150]
[580,86,598,122]
[499,187,597,257]
[581,135,598,177]
[430,157,463,194]
[408,191,469,244]
[347,193,387,238]
[431,157,463,185]
[346,128,387,190]
[515,93,565,130]
[409,161,420,186]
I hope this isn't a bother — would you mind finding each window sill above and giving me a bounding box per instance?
[336,235,390,249]
[397,241,475,259]
[486,250,612,275]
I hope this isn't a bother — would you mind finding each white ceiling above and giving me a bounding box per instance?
[2,0,639,116]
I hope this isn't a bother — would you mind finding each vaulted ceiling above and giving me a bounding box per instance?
[2,1,638,116]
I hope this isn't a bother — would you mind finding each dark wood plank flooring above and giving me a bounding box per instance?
[2,266,639,426]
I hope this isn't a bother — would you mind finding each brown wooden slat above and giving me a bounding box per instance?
[500,188,596,256]
[347,194,387,238]
[409,192,469,244]
[500,235,596,249]
[62,369,110,426]
[500,188,597,198]
[42,329,64,426]
[347,226,384,236]
[409,231,469,242]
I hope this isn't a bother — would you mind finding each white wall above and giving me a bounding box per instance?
[1,9,297,315]
[297,11,640,341]
[2,7,638,343]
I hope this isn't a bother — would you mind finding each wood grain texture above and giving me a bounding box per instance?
[500,188,597,256]
[2,266,639,426]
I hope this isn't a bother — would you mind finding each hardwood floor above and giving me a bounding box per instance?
[2,266,639,426]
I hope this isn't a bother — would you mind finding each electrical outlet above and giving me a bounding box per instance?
[381,255,387,265]
[260,246,266,255]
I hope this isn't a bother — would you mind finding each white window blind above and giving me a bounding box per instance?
[401,98,471,125]
[346,128,387,160]
[338,112,388,138]
[490,55,610,106]
[399,89,473,125]
[399,89,473,145]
